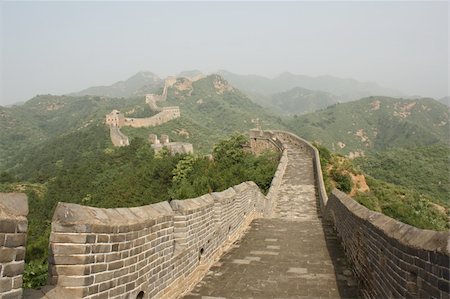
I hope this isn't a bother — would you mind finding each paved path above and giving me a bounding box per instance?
[183,142,360,299]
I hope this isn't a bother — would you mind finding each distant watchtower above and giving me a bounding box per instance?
[106,110,125,127]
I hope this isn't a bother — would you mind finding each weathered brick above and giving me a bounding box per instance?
[0,247,16,263]
[91,290,109,299]
[0,277,12,292]
[3,262,24,277]
[16,220,27,233]
[51,264,91,276]
[91,263,107,274]
[113,267,128,278]
[438,279,450,293]
[87,234,97,243]
[97,234,109,243]
[50,254,94,265]
[105,252,121,262]
[15,247,25,261]
[0,220,17,233]
[110,234,125,242]
[92,244,111,253]
[50,233,89,244]
[99,280,114,292]
[12,276,22,289]
[1,288,23,299]
[57,275,94,287]
[88,284,99,295]
[109,285,125,297]
[108,260,123,270]
[125,281,135,292]
[51,243,90,255]
[94,271,113,283]
[4,234,26,247]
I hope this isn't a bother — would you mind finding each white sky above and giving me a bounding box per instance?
[0,1,448,105]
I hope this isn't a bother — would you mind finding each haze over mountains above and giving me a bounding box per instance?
[70,71,163,98]
[2,70,448,170]
[68,70,406,102]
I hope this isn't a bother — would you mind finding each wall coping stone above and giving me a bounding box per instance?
[170,194,214,212]
[331,189,450,254]
[0,193,28,218]
[52,201,173,226]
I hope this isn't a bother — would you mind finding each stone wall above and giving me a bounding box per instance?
[0,193,28,299]
[123,107,180,128]
[267,130,328,211]
[44,182,265,299]
[327,190,450,299]
[252,130,327,214]
[253,130,450,299]
[109,126,129,147]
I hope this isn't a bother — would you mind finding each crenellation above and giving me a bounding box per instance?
[0,193,28,299]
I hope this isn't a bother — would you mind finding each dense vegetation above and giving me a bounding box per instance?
[315,143,449,231]
[354,177,449,231]
[285,97,449,155]
[0,130,278,288]
[0,94,154,169]
[354,144,449,207]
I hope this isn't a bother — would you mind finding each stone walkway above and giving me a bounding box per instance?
[183,144,360,299]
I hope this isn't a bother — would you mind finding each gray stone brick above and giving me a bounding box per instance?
[3,262,24,277]
[12,276,22,289]
[0,247,16,263]
[4,234,26,247]
[51,243,90,255]
[50,254,94,265]
[1,288,23,299]
[0,220,17,233]
[15,247,25,261]
[0,277,12,292]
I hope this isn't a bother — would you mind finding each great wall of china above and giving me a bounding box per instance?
[105,77,182,148]
[1,130,449,299]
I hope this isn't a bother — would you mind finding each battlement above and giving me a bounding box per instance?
[148,134,193,155]
[40,182,265,298]
[0,193,28,298]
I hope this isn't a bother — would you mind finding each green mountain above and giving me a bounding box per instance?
[122,75,286,153]
[354,144,449,207]
[1,74,285,173]
[70,71,162,98]
[285,97,449,156]
[269,87,339,116]
[218,70,405,101]
[0,94,153,169]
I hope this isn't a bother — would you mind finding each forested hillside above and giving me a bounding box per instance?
[285,97,449,156]
[122,75,286,153]
[0,95,147,168]
[354,144,449,206]
[315,144,449,232]
[0,133,279,288]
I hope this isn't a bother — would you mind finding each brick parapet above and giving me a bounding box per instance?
[43,182,265,299]
[328,189,450,299]
[0,193,28,299]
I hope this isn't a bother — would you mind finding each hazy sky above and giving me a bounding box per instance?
[1,1,448,105]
